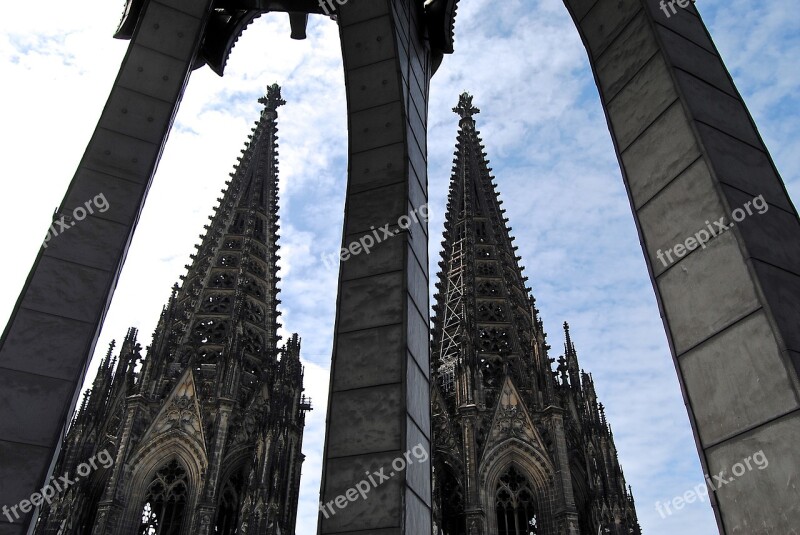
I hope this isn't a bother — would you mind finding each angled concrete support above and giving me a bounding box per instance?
[317,0,433,533]
[0,1,213,531]
[564,0,800,531]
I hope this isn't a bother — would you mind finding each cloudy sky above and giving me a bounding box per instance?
[1,1,798,533]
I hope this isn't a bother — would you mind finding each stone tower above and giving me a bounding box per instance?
[33,84,311,535]
[431,93,640,535]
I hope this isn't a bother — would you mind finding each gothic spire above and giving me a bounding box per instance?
[431,92,544,410]
[142,83,287,401]
[563,321,581,388]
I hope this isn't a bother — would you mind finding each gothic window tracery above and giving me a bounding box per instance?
[475,220,488,242]
[218,255,239,268]
[241,278,265,298]
[248,243,268,259]
[475,261,498,277]
[138,460,189,535]
[241,327,265,355]
[478,327,512,354]
[200,294,232,314]
[480,356,504,387]
[434,464,465,535]
[477,301,508,322]
[230,214,246,235]
[476,280,501,297]
[243,300,265,324]
[245,259,266,278]
[254,218,266,241]
[193,319,228,345]
[496,466,538,535]
[210,273,236,289]
[224,238,242,250]
[216,469,245,535]
[477,245,492,259]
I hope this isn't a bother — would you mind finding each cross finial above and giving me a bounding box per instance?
[259,83,286,111]
[453,91,479,119]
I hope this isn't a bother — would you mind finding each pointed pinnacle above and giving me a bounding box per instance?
[259,83,286,111]
[453,91,479,119]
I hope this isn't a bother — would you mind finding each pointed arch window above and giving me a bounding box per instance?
[215,468,245,534]
[434,464,465,535]
[139,460,189,535]
[496,466,538,535]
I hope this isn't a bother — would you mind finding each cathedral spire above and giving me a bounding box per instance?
[35,85,307,535]
[431,92,544,411]
[142,83,287,402]
[428,92,639,535]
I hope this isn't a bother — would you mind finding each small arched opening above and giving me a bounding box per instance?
[137,459,189,535]
[495,465,540,535]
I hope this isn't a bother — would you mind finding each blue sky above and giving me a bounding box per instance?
[0,1,798,533]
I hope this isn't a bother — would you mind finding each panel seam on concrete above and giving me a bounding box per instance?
[703,405,800,451]
[617,95,680,153]
[151,0,203,20]
[37,254,114,274]
[350,139,413,157]
[692,116,775,154]
[332,379,402,395]
[115,82,178,106]
[589,5,644,59]
[346,97,404,116]
[339,12,388,28]
[132,40,199,64]
[407,289,428,331]
[0,438,57,452]
[16,306,95,325]
[337,320,404,336]
[406,233,428,277]
[632,155,703,214]
[605,50,663,108]
[0,365,83,384]
[81,164,150,185]
[95,126,161,148]
[150,0,203,21]
[45,212,131,230]
[748,257,800,297]
[325,445,409,461]
[716,182,798,219]
[591,5,643,61]
[648,216,800,280]
[674,307,763,360]
[341,267,403,284]
[602,49,660,103]
[652,21,715,55]
[345,178,407,198]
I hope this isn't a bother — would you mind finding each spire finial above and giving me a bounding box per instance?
[259,83,286,111]
[453,91,479,120]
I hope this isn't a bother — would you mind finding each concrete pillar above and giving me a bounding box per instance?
[563,0,800,531]
[317,0,433,533]
[0,1,213,532]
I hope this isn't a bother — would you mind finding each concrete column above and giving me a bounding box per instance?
[0,1,213,532]
[317,0,433,533]
[563,0,800,531]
